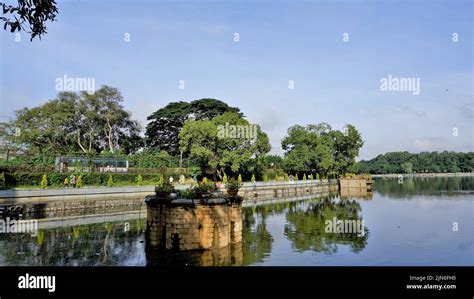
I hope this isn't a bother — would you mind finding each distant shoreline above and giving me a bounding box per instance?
[371,172,474,178]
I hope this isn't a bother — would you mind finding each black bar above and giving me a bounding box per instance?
[0,267,472,298]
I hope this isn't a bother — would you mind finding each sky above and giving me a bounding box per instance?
[0,0,472,160]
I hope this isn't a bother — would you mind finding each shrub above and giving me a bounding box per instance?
[303,174,307,181]
[251,174,256,182]
[202,177,208,184]
[40,174,48,189]
[263,174,269,182]
[76,175,83,188]
[284,173,289,181]
[136,174,143,186]
[295,174,299,181]
[226,177,241,191]
[237,174,242,184]
[154,175,175,195]
[194,180,217,194]
[48,172,64,186]
[222,173,228,184]
[308,174,313,180]
[107,174,114,187]
[316,173,320,180]
[0,172,5,190]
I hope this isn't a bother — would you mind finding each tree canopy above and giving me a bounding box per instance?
[178,111,270,178]
[145,98,242,156]
[4,86,141,162]
[358,151,474,174]
[281,123,363,177]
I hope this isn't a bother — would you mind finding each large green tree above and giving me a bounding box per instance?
[281,123,363,177]
[5,86,142,161]
[178,112,270,178]
[145,98,242,156]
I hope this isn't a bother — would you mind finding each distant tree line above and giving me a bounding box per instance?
[358,151,474,174]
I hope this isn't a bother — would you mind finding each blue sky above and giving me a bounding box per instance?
[0,0,472,159]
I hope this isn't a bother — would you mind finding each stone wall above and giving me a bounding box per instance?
[0,187,153,220]
[146,197,243,251]
[236,180,338,200]
[338,176,372,190]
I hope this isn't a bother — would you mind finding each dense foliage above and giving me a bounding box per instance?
[281,123,363,177]
[8,86,471,189]
[358,151,474,174]
[145,99,242,155]
[2,86,142,164]
[178,112,270,179]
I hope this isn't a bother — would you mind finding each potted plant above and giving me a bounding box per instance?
[194,181,213,198]
[226,178,241,197]
[154,176,174,198]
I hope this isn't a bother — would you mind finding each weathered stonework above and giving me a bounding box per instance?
[145,196,243,251]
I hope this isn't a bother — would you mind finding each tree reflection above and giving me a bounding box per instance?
[374,177,474,198]
[0,219,146,266]
[284,196,369,254]
[242,205,273,265]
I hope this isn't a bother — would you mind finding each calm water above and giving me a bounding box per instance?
[0,177,473,266]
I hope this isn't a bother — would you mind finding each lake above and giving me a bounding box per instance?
[0,177,473,266]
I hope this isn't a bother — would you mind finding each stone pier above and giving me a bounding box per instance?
[145,196,243,251]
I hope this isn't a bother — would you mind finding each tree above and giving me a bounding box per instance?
[5,86,142,160]
[146,99,241,155]
[264,155,283,169]
[358,151,474,174]
[76,175,83,188]
[1,0,58,40]
[281,123,363,177]
[40,174,48,189]
[401,162,413,174]
[107,174,113,187]
[178,112,270,179]
[135,174,143,186]
[79,86,141,154]
[222,173,228,184]
[330,125,364,174]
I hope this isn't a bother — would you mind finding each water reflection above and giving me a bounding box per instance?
[146,243,243,266]
[241,193,369,261]
[284,196,368,254]
[0,219,146,266]
[0,177,472,266]
[374,176,474,198]
[242,207,273,265]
